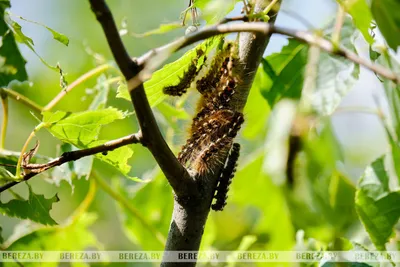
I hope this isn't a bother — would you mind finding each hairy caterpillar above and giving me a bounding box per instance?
[212,143,240,211]
[173,40,243,177]
[162,49,205,97]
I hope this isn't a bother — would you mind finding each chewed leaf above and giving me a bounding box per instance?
[131,22,182,37]
[0,185,59,225]
[117,37,220,107]
[42,108,125,147]
[4,12,57,70]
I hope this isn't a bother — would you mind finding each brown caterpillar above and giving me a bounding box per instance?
[212,143,240,211]
[163,49,204,97]
[176,40,243,176]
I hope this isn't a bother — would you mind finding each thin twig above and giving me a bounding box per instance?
[93,172,166,245]
[0,88,43,113]
[43,63,113,111]
[129,22,400,91]
[88,0,194,197]
[332,4,345,49]
[0,132,143,193]
[0,94,8,149]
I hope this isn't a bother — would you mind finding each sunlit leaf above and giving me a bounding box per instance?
[356,156,400,250]
[341,0,374,44]
[117,37,220,107]
[371,0,400,50]
[42,108,125,147]
[132,22,182,37]
[0,185,59,225]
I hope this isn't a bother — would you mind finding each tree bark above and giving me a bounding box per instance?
[161,1,281,266]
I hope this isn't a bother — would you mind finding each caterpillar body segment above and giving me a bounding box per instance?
[212,143,241,211]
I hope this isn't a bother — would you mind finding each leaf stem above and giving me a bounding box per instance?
[69,178,97,225]
[93,172,166,246]
[43,64,113,111]
[332,4,345,50]
[15,123,44,178]
[0,93,9,149]
[263,0,279,16]
[0,88,43,113]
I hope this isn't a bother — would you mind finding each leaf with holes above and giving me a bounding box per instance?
[0,185,59,225]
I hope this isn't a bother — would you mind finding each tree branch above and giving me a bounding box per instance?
[129,22,400,92]
[0,132,143,193]
[88,0,194,197]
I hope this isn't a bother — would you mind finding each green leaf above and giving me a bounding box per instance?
[4,13,56,70]
[194,0,238,24]
[371,0,400,50]
[95,141,134,176]
[341,0,374,44]
[313,18,360,115]
[261,18,359,115]
[9,13,69,46]
[261,39,308,106]
[131,22,182,37]
[0,185,59,225]
[356,156,400,250]
[46,27,69,46]
[5,213,101,266]
[117,37,220,107]
[0,1,27,86]
[42,108,125,147]
[356,190,400,250]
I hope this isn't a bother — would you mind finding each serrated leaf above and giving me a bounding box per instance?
[371,0,400,50]
[261,39,308,107]
[356,156,400,250]
[0,2,27,86]
[132,22,182,37]
[4,213,101,266]
[356,190,400,250]
[95,141,133,176]
[117,37,220,107]
[341,0,374,44]
[42,108,125,147]
[0,185,59,225]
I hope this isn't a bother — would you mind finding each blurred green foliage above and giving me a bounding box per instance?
[0,0,400,267]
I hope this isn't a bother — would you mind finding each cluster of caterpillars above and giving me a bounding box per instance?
[162,41,243,211]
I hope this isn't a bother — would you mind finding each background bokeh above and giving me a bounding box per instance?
[0,0,393,266]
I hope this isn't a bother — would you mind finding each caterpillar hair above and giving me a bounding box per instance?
[163,49,204,97]
[190,112,244,174]
[196,42,236,97]
[212,143,240,211]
